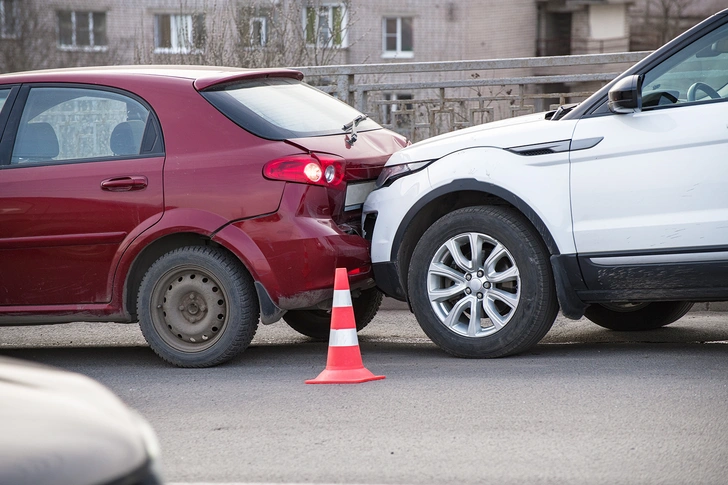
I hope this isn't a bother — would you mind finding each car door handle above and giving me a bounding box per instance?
[100,176,148,192]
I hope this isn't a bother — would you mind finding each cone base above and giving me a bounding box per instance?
[305,366,386,384]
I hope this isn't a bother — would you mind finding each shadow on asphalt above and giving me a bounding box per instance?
[542,320,728,344]
[0,311,725,372]
[0,334,724,374]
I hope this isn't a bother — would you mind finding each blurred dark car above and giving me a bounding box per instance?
[0,66,407,367]
[0,356,162,485]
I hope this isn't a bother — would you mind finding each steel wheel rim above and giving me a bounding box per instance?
[427,232,521,338]
[150,265,230,352]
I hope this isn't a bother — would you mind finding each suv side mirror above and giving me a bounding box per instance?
[608,75,642,114]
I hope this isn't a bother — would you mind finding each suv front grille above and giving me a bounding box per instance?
[363,213,377,241]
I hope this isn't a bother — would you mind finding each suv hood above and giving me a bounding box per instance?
[387,111,577,165]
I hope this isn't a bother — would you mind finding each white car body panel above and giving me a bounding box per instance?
[570,102,728,253]
[386,112,554,165]
[366,167,429,263]
[366,116,578,263]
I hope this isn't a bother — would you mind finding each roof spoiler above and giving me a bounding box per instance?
[194,69,304,91]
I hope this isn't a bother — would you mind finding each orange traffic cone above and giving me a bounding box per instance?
[305,268,385,384]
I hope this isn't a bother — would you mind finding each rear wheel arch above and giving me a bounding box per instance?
[393,180,560,298]
[124,226,280,323]
[125,233,220,320]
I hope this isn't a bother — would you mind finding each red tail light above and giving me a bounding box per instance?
[263,153,345,188]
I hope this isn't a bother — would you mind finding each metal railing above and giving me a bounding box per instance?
[296,51,650,141]
[537,37,631,56]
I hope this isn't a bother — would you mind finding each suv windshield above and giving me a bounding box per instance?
[201,77,381,140]
[642,22,728,106]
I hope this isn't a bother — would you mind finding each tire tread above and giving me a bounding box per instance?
[408,205,558,358]
[137,246,259,368]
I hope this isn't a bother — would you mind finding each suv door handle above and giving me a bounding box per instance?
[100,176,148,192]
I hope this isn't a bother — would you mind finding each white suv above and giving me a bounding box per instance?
[363,9,728,358]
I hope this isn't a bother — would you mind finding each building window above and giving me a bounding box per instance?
[154,13,205,53]
[0,0,17,38]
[305,4,347,48]
[383,17,413,58]
[57,11,107,50]
[250,16,267,47]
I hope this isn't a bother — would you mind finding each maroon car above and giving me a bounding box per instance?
[0,66,407,367]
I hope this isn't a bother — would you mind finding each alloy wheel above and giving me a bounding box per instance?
[427,232,521,338]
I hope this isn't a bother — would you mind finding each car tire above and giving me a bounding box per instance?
[584,302,694,331]
[137,246,259,367]
[408,206,559,358]
[283,287,383,340]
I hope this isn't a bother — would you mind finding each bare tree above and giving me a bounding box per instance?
[0,0,61,72]
[631,0,724,50]
[133,0,357,69]
[0,0,125,73]
[652,0,691,46]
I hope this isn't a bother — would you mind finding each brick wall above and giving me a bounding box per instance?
[36,0,539,68]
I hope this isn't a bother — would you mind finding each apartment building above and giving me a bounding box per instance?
[0,0,649,135]
[0,0,649,72]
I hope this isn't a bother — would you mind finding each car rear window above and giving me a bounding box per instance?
[200,77,380,140]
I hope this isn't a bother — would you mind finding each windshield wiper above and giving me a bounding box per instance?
[550,103,579,121]
[342,114,368,145]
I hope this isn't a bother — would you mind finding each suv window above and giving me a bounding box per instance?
[201,77,380,140]
[642,23,728,108]
[11,87,151,165]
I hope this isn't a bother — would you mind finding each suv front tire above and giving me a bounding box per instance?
[408,206,559,358]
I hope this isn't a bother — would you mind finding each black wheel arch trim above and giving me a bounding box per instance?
[550,254,588,320]
[372,261,408,302]
[383,178,562,308]
[389,178,561,263]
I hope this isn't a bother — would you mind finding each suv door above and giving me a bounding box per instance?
[0,85,164,306]
[570,22,728,261]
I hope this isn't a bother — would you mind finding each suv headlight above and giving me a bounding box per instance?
[375,160,435,188]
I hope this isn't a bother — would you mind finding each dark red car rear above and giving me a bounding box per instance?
[0,66,407,367]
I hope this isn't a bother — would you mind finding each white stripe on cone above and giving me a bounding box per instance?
[328,328,359,347]
[332,289,353,307]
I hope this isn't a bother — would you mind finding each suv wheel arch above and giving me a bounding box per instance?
[392,179,560,299]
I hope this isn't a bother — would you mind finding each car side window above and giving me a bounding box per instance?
[641,23,728,109]
[11,87,150,165]
[0,89,11,113]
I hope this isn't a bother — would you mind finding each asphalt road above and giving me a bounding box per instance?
[1,303,727,485]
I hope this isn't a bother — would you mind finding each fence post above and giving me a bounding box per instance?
[336,73,350,103]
